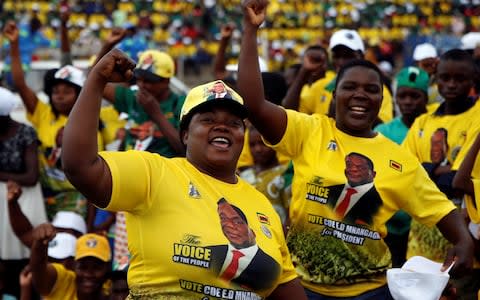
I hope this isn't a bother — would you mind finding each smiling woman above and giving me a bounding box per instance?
[237,0,474,299]
[59,49,307,299]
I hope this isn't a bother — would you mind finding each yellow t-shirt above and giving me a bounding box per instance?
[47,263,77,300]
[99,152,297,299]
[403,101,480,262]
[266,109,455,297]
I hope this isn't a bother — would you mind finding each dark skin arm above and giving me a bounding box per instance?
[0,139,38,186]
[30,223,58,296]
[59,9,72,64]
[62,49,135,208]
[7,181,34,247]
[3,21,39,114]
[213,24,234,80]
[281,53,324,110]
[453,132,480,197]
[92,27,127,103]
[436,209,474,278]
[267,278,307,300]
[136,88,186,155]
[237,0,286,145]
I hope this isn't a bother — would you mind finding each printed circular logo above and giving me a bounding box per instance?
[86,238,97,248]
[48,240,57,248]
[261,225,272,239]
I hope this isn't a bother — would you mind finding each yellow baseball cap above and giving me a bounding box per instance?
[180,80,248,123]
[75,234,111,262]
[134,50,175,80]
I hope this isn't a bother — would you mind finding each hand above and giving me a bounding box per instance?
[106,27,126,46]
[60,8,70,24]
[220,24,235,39]
[7,180,22,203]
[441,239,474,278]
[242,0,269,28]
[3,21,19,43]
[32,223,56,247]
[136,88,162,117]
[303,52,326,74]
[92,48,135,83]
[19,264,33,288]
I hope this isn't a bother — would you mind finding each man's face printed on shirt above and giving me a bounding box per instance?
[344,154,375,187]
[218,202,256,249]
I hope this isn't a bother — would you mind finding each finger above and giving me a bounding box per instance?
[441,250,456,272]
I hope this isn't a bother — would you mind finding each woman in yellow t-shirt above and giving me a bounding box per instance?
[60,49,307,299]
[237,1,474,298]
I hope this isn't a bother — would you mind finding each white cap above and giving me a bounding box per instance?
[387,256,450,300]
[54,65,85,88]
[329,29,365,53]
[461,32,480,50]
[48,232,77,259]
[378,61,393,74]
[413,43,438,61]
[0,87,17,116]
[52,211,87,234]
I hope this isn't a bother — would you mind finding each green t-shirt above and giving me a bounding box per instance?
[114,86,185,157]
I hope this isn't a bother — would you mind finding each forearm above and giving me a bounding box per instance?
[10,40,27,88]
[150,112,185,155]
[0,171,37,186]
[213,37,230,79]
[8,201,34,247]
[453,134,480,195]
[30,241,54,295]
[60,21,70,54]
[281,68,310,109]
[437,209,472,245]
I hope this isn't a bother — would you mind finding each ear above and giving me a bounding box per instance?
[181,129,188,146]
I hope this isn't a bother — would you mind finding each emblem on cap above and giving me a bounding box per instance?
[86,238,98,248]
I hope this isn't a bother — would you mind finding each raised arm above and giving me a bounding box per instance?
[237,0,286,145]
[62,49,135,208]
[7,181,34,247]
[91,27,127,103]
[436,209,474,278]
[59,8,73,66]
[30,223,58,296]
[3,21,39,114]
[453,132,480,196]
[282,52,325,110]
[213,24,234,80]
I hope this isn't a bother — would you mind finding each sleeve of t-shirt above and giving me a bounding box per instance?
[264,108,320,159]
[26,100,50,129]
[401,118,421,159]
[99,150,163,214]
[402,164,456,227]
[48,263,76,298]
[452,125,480,171]
[465,178,480,223]
[378,87,393,123]
[113,85,134,114]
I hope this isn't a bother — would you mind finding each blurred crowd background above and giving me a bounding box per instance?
[1,0,480,88]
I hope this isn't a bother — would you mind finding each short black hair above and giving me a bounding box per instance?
[217,198,248,225]
[335,59,383,91]
[346,152,375,171]
[439,48,476,75]
[261,72,287,105]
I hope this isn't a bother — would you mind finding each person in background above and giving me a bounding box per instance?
[239,125,290,224]
[30,225,111,300]
[60,48,307,299]
[237,1,473,298]
[403,49,480,300]
[412,43,442,110]
[116,22,148,62]
[95,28,186,157]
[324,28,394,125]
[0,87,47,299]
[375,66,429,267]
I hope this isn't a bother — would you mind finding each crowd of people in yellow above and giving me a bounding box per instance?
[1,0,480,300]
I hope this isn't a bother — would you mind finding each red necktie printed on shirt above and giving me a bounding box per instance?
[335,187,357,218]
[221,249,245,281]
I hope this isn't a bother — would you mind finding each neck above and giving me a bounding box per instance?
[77,290,104,300]
[156,89,171,103]
[401,115,419,128]
[444,97,473,115]
[191,160,238,184]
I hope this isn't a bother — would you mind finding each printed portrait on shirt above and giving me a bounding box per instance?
[208,198,280,291]
[324,152,382,225]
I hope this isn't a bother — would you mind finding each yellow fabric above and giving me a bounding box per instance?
[237,127,290,169]
[403,101,480,262]
[99,151,298,298]
[47,263,77,300]
[265,109,455,297]
[298,71,335,115]
[99,105,126,145]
